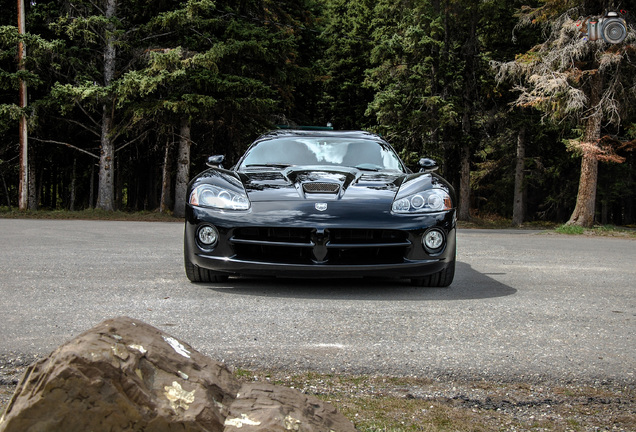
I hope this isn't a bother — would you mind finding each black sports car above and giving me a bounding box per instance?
[184,129,456,287]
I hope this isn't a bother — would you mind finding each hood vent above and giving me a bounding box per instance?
[303,182,340,194]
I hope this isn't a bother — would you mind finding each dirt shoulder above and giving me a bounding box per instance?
[2,357,634,431]
[238,370,635,431]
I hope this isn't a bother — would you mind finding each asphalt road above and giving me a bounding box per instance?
[0,219,634,385]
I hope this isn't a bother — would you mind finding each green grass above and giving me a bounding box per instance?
[555,223,636,238]
[554,224,586,235]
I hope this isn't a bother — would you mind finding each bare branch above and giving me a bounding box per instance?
[75,101,101,129]
[31,138,99,159]
[115,131,149,153]
[173,132,200,148]
[85,0,104,16]
[495,9,636,129]
[54,116,101,138]
[139,31,176,42]
[190,28,214,46]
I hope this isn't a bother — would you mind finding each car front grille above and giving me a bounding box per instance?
[302,182,340,194]
[230,227,410,265]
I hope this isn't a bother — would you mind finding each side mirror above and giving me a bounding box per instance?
[206,155,225,168]
[418,157,438,173]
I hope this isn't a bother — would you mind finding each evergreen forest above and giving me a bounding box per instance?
[1,0,635,226]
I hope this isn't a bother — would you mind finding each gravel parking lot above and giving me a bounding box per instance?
[1,219,635,429]
[1,219,634,384]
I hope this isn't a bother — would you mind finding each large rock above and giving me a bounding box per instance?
[0,317,357,432]
[224,383,354,432]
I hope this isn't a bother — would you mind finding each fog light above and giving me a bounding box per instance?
[423,229,445,253]
[197,225,219,249]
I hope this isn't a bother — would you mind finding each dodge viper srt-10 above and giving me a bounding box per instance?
[184,129,456,287]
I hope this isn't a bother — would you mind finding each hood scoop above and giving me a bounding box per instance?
[303,182,340,194]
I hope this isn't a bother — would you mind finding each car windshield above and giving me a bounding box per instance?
[238,137,405,172]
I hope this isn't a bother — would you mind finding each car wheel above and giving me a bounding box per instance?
[411,259,455,288]
[184,253,229,283]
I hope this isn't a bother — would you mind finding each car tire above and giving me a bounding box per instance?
[411,259,455,288]
[184,253,229,283]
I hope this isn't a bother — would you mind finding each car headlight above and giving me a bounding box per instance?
[392,189,452,213]
[189,184,250,210]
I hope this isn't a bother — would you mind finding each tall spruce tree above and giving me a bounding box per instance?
[320,0,375,129]
[365,0,454,159]
[47,0,170,211]
[364,0,487,220]
[0,1,63,209]
[118,0,322,215]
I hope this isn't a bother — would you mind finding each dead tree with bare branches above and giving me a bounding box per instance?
[494,3,636,227]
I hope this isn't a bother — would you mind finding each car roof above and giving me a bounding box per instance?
[255,130,385,142]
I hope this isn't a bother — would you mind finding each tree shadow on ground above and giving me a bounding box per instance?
[208,262,516,301]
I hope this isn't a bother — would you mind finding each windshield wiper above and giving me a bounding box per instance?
[354,164,382,172]
[244,163,292,169]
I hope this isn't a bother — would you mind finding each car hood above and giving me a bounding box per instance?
[238,166,405,202]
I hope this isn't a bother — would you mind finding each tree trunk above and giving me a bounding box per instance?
[17,0,28,211]
[69,158,77,211]
[160,137,173,213]
[627,155,634,225]
[96,0,117,211]
[430,0,440,144]
[173,118,191,218]
[115,155,124,209]
[512,126,526,227]
[28,155,37,210]
[458,143,470,221]
[89,163,95,209]
[43,167,50,208]
[567,153,599,227]
[567,72,603,227]
[457,6,478,222]
[601,194,608,225]
[97,104,115,211]
[1,169,10,208]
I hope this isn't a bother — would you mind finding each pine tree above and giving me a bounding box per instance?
[118,0,323,215]
[0,0,65,209]
[47,0,170,210]
[320,0,375,129]
[364,0,487,220]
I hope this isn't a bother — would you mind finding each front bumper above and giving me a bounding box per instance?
[184,200,456,279]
